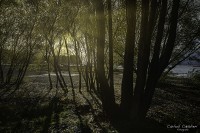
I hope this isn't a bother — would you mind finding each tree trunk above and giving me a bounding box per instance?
[0,48,4,84]
[120,0,137,117]
[74,40,82,93]
[95,0,116,117]
[108,0,114,94]
[141,0,168,119]
[64,38,75,90]
[130,0,160,122]
[137,0,180,121]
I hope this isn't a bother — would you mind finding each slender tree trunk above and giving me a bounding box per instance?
[5,56,16,84]
[47,58,53,89]
[49,41,67,93]
[15,53,31,90]
[93,49,100,93]
[45,43,53,89]
[73,40,82,92]
[159,0,180,73]
[108,0,115,99]
[56,39,68,90]
[85,34,93,91]
[64,38,75,90]
[0,47,4,84]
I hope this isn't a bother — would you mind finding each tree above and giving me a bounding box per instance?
[94,0,116,117]
[0,1,40,90]
[120,0,181,123]
[108,0,114,96]
[120,0,137,116]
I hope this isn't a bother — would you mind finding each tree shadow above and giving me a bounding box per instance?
[42,99,54,133]
[70,87,92,133]
[79,92,107,133]
[42,96,61,133]
[88,90,102,109]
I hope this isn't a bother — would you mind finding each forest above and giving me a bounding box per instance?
[0,0,200,132]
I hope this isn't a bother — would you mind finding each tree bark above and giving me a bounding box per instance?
[142,0,180,120]
[141,0,168,119]
[159,0,180,74]
[131,0,150,120]
[95,0,116,117]
[120,0,137,117]
[108,0,115,97]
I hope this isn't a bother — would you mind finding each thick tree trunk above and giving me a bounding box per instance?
[120,0,137,117]
[131,0,151,120]
[138,0,180,121]
[95,0,116,117]
[141,0,168,119]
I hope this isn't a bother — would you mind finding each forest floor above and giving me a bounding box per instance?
[0,72,199,133]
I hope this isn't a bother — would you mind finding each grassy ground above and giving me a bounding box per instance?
[0,73,199,133]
